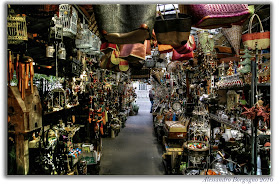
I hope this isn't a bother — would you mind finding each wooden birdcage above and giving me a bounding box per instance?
[7,14,28,44]
[59,4,77,37]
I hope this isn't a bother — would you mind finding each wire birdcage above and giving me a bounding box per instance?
[7,14,28,44]
[59,4,77,37]
[75,24,93,49]
[49,14,63,40]
[53,14,63,40]
[76,24,101,55]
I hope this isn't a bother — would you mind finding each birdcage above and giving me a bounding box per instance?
[75,24,93,49]
[59,4,77,37]
[53,14,63,40]
[85,34,101,55]
[90,34,101,51]
[49,14,63,40]
[7,14,28,44]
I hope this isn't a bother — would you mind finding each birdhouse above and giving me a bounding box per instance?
[8,86,42,133]
[75,24,92,49]
[8,86,42,175]
[227,90,239,110]
[218,61,229,78]
[51,88,66,111]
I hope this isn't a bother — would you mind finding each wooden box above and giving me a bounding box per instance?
[164,121,187,139]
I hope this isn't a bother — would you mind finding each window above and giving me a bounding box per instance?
[139,83,147,90]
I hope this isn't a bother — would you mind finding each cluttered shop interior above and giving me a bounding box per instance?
[7,4,271,176]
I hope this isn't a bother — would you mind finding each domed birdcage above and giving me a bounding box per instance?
[59,4,78,37]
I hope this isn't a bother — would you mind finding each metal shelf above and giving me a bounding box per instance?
[209,113,251,136]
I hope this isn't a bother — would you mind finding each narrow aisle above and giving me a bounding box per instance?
[99,98,165,175]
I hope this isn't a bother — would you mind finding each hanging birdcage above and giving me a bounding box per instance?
[86,35,101,55]
[7,14,28,44]
[75,24,93,49]
[91,34,101,51]
[51,14,63,40]
[59,4,77,37]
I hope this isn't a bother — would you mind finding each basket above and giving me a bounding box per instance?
[222,25,243,56]
[7,14,28,44]
[185,140,209,152]
[186,4,251,29]
[59,4,78,37]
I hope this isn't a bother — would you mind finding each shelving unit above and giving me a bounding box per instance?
[209,113,251,136]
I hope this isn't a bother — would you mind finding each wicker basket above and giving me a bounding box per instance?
[222,25,243,56]
[185,140,209,152]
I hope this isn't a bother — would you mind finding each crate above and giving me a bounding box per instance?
[164,121,187,139]
[59,4,77,37]
[7,14,28,44]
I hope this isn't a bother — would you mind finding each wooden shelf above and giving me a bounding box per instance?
[217,83,270,91]
[257,83,270,87]
[44,104,80,115]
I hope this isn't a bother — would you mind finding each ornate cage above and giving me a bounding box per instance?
[75,24,93,49]
[76,24,101,55]
[7,14,28,44]
[50,14,63,40]
[59,4,78,37]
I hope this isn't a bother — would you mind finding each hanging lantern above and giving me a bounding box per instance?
[58,42,66,60]
[46,44,55,58]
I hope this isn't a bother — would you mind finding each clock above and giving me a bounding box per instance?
[178,88,184,94]
[172,102,182,111]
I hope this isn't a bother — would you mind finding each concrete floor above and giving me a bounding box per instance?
[99,98,165,175]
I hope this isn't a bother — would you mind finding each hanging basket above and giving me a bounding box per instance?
[222,25,242,56]
[7,14,28,44]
